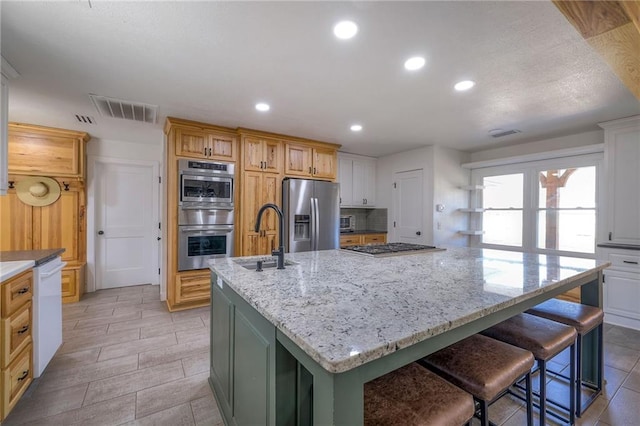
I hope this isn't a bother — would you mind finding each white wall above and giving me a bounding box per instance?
[85,137,163,293]
[432,146,470,247]
[468,130,603,163]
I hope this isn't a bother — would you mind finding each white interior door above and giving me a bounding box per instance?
[393,169,424,244]
[96,161,158,289]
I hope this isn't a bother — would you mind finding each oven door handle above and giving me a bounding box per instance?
[180,226,234,232]
[179,205,234,211]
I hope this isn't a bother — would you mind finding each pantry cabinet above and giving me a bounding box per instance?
[338,153,376,207]
[240,172,280,256]
[599,116,640,246]
[5,123,89,303]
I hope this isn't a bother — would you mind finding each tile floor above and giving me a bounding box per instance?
[3,284,640,425]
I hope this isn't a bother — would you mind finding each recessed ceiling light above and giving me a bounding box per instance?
[255,103,270,112]
[454,80,476,91]
[404,56,426,71]
[333,21,358,39]
[350,124,363,132]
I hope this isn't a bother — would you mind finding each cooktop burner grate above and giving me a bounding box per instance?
[341,243,443,257]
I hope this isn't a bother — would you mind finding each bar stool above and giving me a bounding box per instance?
[481,313,577,425]
[364,362,475,426]
[526,298,604,417]
[420,334,535,426]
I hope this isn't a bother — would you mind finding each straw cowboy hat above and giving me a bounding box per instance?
[16,176,61,207]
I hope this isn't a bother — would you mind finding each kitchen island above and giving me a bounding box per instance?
[209,247,609,426]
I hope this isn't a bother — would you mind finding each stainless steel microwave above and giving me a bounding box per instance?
[340,215,355,233]
[178,159,235,207]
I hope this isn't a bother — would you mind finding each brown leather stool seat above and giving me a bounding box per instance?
[364,362,475,426]
[481,313,577,425]
[526,298,604,417]
[421,334,535,426]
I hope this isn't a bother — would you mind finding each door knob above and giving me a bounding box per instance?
[416,231,421,236]
[157,237,162,241]
[98,230,104,235]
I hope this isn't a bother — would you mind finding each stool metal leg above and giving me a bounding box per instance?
[576,333,582,418]
[570,342,576,425]
[479,399,489,426]
[525,372,533,426]
[539,360,546,426]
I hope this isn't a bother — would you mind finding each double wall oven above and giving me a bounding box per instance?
[178,159,235,271]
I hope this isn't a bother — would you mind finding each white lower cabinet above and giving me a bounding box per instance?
[600,247,640,330]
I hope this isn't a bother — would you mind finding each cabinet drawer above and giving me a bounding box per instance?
[610,253,640,271]
[363,234,386,245]
[1,270,33,317]
[340,235,361,247]
[1,301,32,369]
[176,272,211,305]
[1,344,32,418]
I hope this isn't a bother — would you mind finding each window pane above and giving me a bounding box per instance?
[483,174,523,208]
[538,167,596,208]
[537,210,595,253]
[483,210,522,246]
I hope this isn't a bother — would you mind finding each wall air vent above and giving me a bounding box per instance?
[89,94,158,124]
[75,114,96,125]
[489,129,521,138]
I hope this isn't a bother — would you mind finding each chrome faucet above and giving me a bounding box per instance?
[255,203,285,269]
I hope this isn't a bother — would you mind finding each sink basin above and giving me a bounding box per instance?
[233,258,297,271]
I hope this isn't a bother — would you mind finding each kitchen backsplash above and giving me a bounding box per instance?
[340,208,387,232]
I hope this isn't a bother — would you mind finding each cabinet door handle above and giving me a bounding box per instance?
[623,260,639,265]
[209,147,212,156]
[17,325,29,334]
[204,147,207,156]
[17,287,30,295]
[309,166,312,173]
[17,370,29,381]
[313,167,317,174]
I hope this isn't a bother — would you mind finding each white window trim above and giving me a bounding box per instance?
[470,153,604,259]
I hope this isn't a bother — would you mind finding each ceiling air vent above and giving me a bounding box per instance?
[75,114,96,125]
[489,129,521,138]
[89,94,158,124]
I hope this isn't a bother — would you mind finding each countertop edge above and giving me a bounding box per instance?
[0,248,66,265]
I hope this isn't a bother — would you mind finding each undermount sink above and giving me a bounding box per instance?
[233,258,297,271]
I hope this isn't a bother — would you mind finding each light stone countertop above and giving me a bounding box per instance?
[210,247,610,374]
[0,260,35,282]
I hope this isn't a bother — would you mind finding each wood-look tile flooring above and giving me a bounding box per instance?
[4,284,221,426]
[3,284,640,425]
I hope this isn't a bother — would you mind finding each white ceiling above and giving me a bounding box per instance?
[2,1,639,158]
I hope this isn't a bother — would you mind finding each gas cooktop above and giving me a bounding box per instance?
[341,243,445,257]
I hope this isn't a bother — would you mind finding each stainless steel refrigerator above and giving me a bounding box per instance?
[282,178,340,253]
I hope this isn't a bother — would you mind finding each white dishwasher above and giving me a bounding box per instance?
[33,256,66,377]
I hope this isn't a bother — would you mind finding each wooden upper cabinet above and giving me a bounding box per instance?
[284,142,337,180]
[175,127,237,162]
[8,123,89,179]
[284,143,313,177]
[242,136,281,173]
[313,147,337,180]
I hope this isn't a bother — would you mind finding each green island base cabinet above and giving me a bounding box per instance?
[208,248,609,426]
[209,277,313,426]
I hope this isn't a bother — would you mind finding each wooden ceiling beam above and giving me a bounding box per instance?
[553,0,640,100]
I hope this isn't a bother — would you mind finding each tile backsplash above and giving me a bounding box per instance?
[340,208,387,232]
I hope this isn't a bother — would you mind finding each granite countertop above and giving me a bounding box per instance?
[0,249,66,266]
[340,230,387,235]
[210,247,609,374]
[597,243,640,251]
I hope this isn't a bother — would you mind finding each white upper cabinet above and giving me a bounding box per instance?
[337,153,376,207]
[599,116,640,246]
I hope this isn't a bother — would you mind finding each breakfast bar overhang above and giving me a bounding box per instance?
[209,248,610,426]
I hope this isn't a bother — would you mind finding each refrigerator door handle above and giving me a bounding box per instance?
[312,197,319,251]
